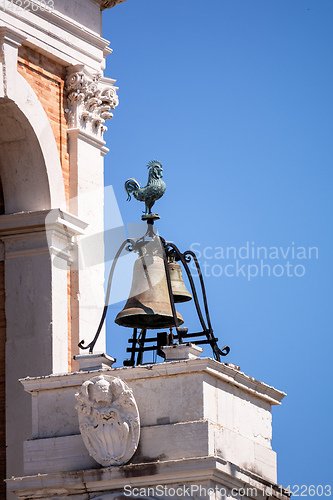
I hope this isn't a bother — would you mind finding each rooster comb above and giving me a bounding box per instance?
[147,159,162,169]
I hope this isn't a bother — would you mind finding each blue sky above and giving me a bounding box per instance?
[101,0,333,495]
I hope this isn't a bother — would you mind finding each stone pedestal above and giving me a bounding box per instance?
[74,352,116,371]
[161,343,203,361]
[7,358,290,500]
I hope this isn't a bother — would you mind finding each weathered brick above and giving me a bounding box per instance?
[17,46,70,208]
[17,46,73,372]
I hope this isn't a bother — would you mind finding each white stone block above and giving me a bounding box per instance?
[162,343,203,361]
[254,442,277,483]
[24,435,97,475]
[212,426,276,482]
[24,421,211,475]
[74,353,116,371]
[128,372,205,427]
[135,421,210,464]
[34,387,80,439]
[204,371,272,446]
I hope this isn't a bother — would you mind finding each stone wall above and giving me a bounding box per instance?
[0,180,5,498]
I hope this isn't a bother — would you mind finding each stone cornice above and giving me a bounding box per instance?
[0,210,87,262]
[0,6,111,71]
[0,210,87,237]
[6,455,291,500]
[0,25,26,49]
[94,0,127,10]
[20,357,286,405]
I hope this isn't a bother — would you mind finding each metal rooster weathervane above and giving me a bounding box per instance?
[125,160,166,217]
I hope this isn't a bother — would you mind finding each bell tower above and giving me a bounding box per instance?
[1,2,290,500]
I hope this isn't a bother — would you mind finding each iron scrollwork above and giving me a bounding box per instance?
[78,220,230,363]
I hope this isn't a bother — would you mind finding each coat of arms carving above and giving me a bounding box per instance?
[75,375,140,466]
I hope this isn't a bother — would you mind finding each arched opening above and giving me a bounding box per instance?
[0,100,52,214]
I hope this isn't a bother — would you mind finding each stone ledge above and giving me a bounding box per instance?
[8,455,291,500]
[24,422,210,475]
[20,357,286,406]
[0,5,111,71]
[23,421,277,483]
[0,210,87,237]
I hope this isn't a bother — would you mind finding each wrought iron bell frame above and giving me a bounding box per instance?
[78,219,230,364]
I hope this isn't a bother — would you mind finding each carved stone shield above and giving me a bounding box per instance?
[75,375,140,466]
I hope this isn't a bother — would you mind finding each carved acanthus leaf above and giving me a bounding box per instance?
[66,65,119,139]
[94,0,127,10]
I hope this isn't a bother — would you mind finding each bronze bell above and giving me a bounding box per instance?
[115,253,184,329]
[168,260,192,303]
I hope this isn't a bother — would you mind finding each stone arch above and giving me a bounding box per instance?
[0,72,66,213]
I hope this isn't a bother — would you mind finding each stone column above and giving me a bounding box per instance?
[66,64,119,354]
[0,210,86,487]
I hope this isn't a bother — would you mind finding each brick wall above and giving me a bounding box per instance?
[17,47,78,371]
[17,46,70,207]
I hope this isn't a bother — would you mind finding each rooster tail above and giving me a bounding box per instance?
[125,178,140,201]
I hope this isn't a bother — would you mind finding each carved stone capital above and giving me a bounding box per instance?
[66,65,119,140]
[94,0,127,10]
[75,375,140,466]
